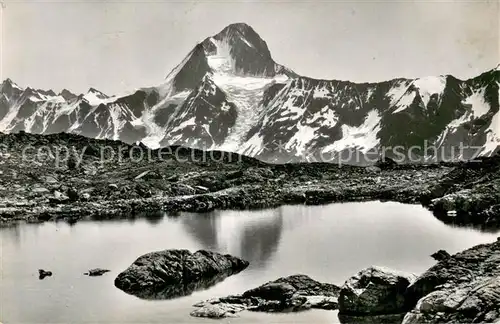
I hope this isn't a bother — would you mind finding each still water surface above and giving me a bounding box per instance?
[1,201,499,323]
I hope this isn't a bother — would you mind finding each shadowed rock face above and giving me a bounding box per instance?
[338,266,417,316]
[403,238,500,324]
[338,313,406,324]
[171,44,212,92]
[114,249,249,299]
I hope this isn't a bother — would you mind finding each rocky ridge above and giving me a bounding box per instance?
[1,23,498,163]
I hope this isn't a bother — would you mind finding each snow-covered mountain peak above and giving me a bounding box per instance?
[83,87,113,106]
[2,78,21,88]
[210,22,272,58]
[201,23,292,78]
[220,22,258,35]
[163,23,295,92]
[87,87,108,98]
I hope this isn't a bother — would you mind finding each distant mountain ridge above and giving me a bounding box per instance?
[1,23,498,163]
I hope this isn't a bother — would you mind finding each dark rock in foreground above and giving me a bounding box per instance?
[430,249,451,262]
[84,268,110,276]
[403,238,500,323]
[191,274,341,318]
[114,249,248,300]
[38,269,52,279]
[338,313,406,324]
[375,157,398,170]
[338,266,416,315]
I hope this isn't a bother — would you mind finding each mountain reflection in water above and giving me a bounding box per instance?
[181,209,284,267]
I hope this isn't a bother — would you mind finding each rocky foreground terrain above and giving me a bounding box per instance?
[0,132,499,229]
[189,239,500,323]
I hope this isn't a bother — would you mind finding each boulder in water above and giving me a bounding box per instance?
[114,249,248,299]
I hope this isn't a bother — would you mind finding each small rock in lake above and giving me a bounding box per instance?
[84,268,111,276]
[38,269,52,279]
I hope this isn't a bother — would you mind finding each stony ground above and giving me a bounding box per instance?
[0,132,499,229]
[189,241,500,322]
[403,238,500,323]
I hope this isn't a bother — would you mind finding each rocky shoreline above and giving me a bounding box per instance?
[191,274,341,318]
[188,239,500,323]
[1,132,499,229]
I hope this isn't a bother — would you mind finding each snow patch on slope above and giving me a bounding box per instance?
[322,110,381,154]
[434,112,472,148]
[388,80,414,113]
[214,73,288,151]
[481,83,500,155]
[413,76,446,107]
[0,101,23,132]
[83,90,115,106]
[483,110,500,155]
[463,87,490,118]
[140,90,191,148]
[285,105,339,156]
[313,86,330,99]
[108,104,126,140]
[206,38,235,74]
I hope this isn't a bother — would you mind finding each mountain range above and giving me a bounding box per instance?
[1,23,499,163]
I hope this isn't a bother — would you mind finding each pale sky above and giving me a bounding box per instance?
[1,0,498,95]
